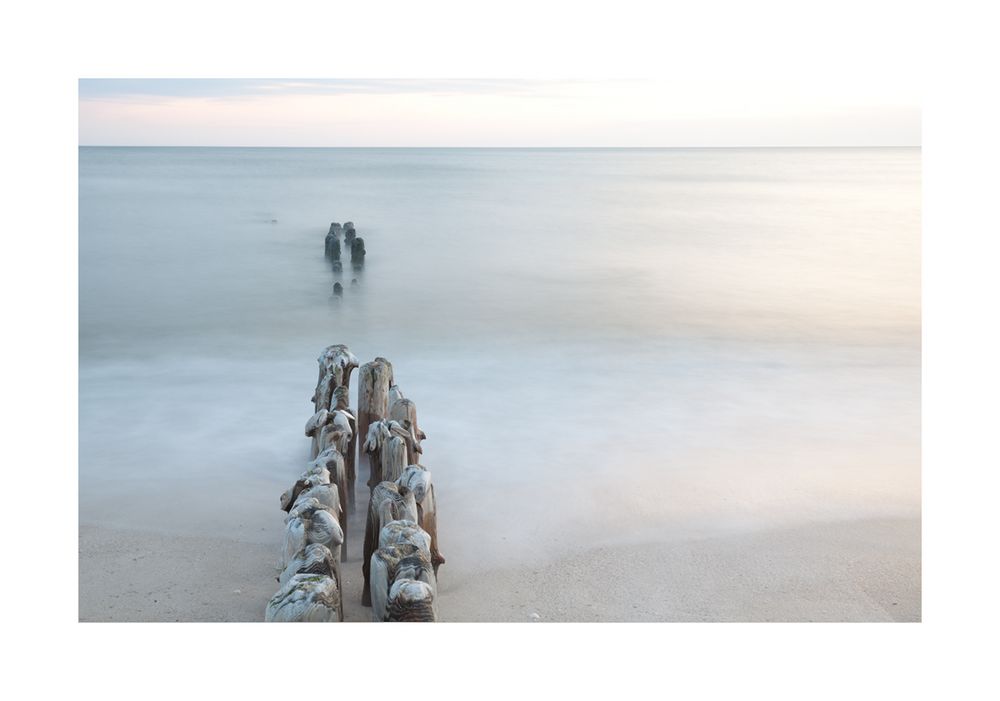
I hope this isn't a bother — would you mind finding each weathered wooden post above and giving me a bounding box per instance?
[385,580,436,622]
[325,223,342,259]
[313,345,359,413]
[350,237,366,270]
[266,572,343,622]
[397,465,445,574]
[330,385,357,511]
[357,357,393,489]
[364,420,413,486]
[369,543,434,622]
[361,483,421,607]
[312,346,358,510]
[309,447,350,556]
[389,397,426,459]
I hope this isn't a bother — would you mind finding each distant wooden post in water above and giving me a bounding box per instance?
[325,223,342,260]
[350,237,366,270]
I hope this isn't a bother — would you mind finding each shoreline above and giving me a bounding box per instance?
[80,515,919,622]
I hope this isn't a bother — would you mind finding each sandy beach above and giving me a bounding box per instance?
[80,515,919,623]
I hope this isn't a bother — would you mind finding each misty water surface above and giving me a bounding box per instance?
[79,147,920,567]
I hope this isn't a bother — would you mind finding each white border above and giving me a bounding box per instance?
[4,0,998,697]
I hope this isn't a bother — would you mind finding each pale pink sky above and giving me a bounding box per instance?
[79,79,920,147]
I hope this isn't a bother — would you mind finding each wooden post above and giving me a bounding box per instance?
[266,571,342,622]
[350,237,366,271]
[363,420,387,487]
[361,483,419,607]
[325,223,342,260]
[312,346,359,511]
[385,580,436,622]
[389,397,426,460]
[332,386,358,512]
[388,384,405,408]
[398,465,445,575]
[310,448,350,559]
[357,357,393,490]
[277,543,343,620]
[369,543,434,622]
[364,418,423,490]
[313,345,359,413]
[304,408,331,459]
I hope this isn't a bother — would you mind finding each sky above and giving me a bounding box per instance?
[78,79,920,147]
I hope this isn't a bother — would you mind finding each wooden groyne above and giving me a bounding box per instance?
[325,221,363,292]
[264,222,443,622]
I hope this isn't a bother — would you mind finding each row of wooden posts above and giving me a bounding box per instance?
[326,221,365,297]
[265,346,444,621]
[263,248,444,620]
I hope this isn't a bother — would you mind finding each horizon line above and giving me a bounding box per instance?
[78,144,922,149]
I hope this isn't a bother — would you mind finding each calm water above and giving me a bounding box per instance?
[79,147,920,566]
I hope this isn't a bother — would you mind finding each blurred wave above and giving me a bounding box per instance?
[79,147,920,565]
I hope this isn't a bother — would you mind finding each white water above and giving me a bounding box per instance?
[79,147,920,567]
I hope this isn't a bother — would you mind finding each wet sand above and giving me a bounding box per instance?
[79,516,919,622]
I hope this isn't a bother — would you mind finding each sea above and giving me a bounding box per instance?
[79,147,920,567]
